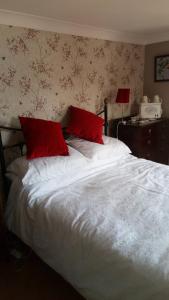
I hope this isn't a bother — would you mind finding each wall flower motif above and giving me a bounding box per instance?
[47,33,60,52]
[0,67,16,91]
[0,24,144,127]
[6,36,28,55]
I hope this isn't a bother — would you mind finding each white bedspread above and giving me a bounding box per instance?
[5,155,169,299]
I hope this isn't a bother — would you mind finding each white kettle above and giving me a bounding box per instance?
[153,94,162,103]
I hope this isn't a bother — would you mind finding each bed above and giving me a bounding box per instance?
[1,106,169,300]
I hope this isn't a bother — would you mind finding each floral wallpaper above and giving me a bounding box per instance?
[0,24,144,128]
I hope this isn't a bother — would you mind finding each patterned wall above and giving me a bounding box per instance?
[0,24,144,128]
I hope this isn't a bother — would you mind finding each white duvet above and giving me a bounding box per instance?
[5,155,169,300]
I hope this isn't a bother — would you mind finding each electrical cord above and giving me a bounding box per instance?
[116,120,127,139]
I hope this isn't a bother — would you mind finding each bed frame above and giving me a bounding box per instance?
[0,101,108,202]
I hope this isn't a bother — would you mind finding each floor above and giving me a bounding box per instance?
[0,251,85,300]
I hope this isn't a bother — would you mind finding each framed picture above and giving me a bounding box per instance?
[154,55,169,81]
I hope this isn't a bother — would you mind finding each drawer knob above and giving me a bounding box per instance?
[148,128,152,134]
[146,153,150,158]
[147,140,151,145]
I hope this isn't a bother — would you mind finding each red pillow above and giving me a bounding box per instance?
[66,106,104,144]
[19,117,69,159]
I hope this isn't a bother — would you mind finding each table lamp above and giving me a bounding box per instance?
[116,88,130,122]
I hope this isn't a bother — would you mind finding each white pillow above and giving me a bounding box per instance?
[7,146,88,186]
[67,135,131,161]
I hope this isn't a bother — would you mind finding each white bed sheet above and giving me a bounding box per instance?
[5,155,169,300]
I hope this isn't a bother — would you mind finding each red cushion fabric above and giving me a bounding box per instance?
[19,117,69,159]
[66,106,104,144]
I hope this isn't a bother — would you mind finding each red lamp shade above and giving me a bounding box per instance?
[116,88,130,104]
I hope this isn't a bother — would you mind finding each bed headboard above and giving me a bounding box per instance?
[0,101,108,201]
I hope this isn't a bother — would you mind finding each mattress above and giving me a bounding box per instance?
[5,155,169,300]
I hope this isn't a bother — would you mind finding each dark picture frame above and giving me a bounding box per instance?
[154,55,169,81]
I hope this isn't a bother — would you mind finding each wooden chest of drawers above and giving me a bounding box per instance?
[111,119,169,164]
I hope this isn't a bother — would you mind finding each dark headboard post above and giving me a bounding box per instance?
[0,131,8,199]
[104,98,108,136]
[0,131,8,209]
[96,99,108,136]
[0,126,23,200]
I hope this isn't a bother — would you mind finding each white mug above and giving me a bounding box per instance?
[142,95,149,103]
